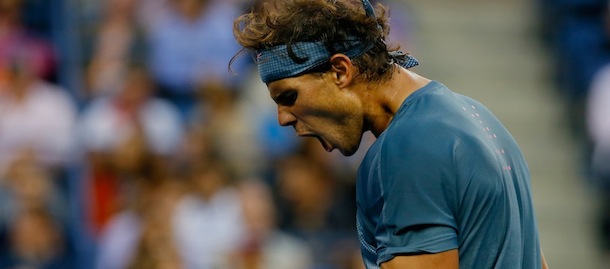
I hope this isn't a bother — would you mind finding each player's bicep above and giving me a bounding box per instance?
[380,249,459,269]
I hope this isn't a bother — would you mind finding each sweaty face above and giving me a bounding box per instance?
[267,73,364,156]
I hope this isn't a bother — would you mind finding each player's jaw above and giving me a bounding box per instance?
[297,122,362,156]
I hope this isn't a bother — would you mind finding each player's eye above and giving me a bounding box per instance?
[276,90,298,106]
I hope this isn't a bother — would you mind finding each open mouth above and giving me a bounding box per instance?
[316,136,333,152]
[298,133,333,152]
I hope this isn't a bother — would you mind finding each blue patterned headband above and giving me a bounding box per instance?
[256,39,373,84]
[256,0,419,84]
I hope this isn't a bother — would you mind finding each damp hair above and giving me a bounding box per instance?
[232,0,401,82]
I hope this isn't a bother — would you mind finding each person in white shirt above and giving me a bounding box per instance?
[0,53,77,174]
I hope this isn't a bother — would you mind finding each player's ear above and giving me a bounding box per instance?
[329,54,354,88]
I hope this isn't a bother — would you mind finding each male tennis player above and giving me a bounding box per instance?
[233,0,548,268]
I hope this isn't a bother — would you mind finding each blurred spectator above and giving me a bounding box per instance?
[274,154,357,268]
[175,125,216,174]
[0,151,72,269]
[0,0,56,81]
[276,154,338,231]
[172,159,246,269]
[222,179,313,269]
[0,46,76,176]
[139,0,246,118]
[94,200,140,269]
[95,165,183,269]
[85,0,147,98]
[0,152,69,232]
[0,208,73,269]
[189,82,262,179]
[77,65,183,234]
[79,65,183,158]
[82,127,149,237]
[0,0,71,177]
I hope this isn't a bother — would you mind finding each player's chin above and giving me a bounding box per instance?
[319,134,360,156]
[337,144,359,156]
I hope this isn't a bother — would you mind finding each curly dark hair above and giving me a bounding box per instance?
[232,0,401,82]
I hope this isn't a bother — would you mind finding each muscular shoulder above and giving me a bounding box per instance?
[376,88,500,188]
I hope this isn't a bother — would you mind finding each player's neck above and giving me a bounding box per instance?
[362,67,430,137]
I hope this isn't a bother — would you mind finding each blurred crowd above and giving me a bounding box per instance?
[9,0,610,268]
[535,0,610,261]
[0,0,414,268]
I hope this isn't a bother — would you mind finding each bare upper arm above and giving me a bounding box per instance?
[380,249,459,269]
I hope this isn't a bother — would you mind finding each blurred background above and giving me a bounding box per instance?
[0,0,608,268]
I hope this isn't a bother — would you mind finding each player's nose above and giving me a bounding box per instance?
[277,106,297,127]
